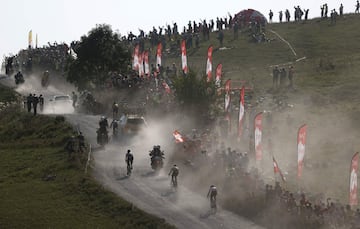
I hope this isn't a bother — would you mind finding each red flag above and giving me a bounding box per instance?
[132,44,140,71]
[138,52,144,77]
[215,64,222,87]
[181,40,188,74]
[254,112,263,161]
[206,45,213,82]
[144,51,150,76]
[224,79,231,112]
[297,124,307,178]
[162,81,171,94]
[156,43,162,71]
[238,86,245,139]
[273,156,286,182]
[350,152,359,206]
[173,130,184,143]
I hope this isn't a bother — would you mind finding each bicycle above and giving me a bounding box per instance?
[127,164,132,176]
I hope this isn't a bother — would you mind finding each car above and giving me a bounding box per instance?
[49,95,74,114]
[121,114,147,135]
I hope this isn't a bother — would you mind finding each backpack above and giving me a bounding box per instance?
[172,167,179,176]
[127,154,133,162]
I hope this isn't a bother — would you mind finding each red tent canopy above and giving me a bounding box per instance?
[234,9,267,25]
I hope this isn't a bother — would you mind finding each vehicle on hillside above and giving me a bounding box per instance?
[49,95,74,113]
[121,114,147,135]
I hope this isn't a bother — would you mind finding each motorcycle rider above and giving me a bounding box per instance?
[41,70,50,87]
[207,185,217,205]
[149,145,164,169]
[168,164,179,187]
[110,118,119,137]
[125,149,134,170]
[14,71,24,84]
[112,101,119,119]
[97,116,109,143]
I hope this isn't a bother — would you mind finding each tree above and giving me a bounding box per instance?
[172,69,216,114]
[66,24,131,89]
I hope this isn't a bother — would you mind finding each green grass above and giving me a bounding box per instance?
[155,14,360,203]
[0,88,173,228]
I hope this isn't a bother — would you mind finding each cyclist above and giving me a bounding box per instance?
[168,164,179,187]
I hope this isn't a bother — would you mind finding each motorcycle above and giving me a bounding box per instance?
[151,156,164,171]
[96,129,108,146]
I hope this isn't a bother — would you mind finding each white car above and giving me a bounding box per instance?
[49,95,74,114]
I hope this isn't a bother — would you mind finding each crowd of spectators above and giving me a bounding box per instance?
[174,127,360,229]
[3,42,70,76]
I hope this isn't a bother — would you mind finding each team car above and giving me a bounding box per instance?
[48,95,74,114]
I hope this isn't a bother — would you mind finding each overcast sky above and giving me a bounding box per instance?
[0,0,355,59]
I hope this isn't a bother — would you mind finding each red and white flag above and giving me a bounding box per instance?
[144,51,150,76]
[162,81,171,94]
[254,112,263,161]
[238,86,245,139]
[156,43,162,71]
[132,44,140,71]
[297,124,307,178]
[273,156,286,182]
[138,52,144,77]
[224,79,231,112]
[350,152,359,206]
[215,64,222,87]
[181,40,188,74]
[206,45,213,82]
[173,130,185,143]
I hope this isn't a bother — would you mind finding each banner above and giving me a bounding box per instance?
[206,45,213,82]
[254,112,263,161]
[162,81,171,94]
[181,40,188,74]
[138,53,144,77]
[144,51,150,76]
[173,130,184,143]
[224,79,231,112]
[297,124,307,178]
[215,64,222,87]
[273,156,286,182]
[132,44,140,71]
[28,30,32,48]
[238,86,245,139]
[156,43,162,71]
[350,152,359,206]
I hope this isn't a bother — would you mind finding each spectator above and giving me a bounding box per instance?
[357,0,360,13]
[279,11,283,23]
[217,30,224,47]
[26,93,33,112]
[32,94,39,115]
[339,3,344,16]
[269,10,274,23]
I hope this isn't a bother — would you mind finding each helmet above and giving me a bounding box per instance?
[174,164,177,167]
[127,149,131,153]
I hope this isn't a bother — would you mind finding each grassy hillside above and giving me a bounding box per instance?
[154,14,360,202]
[0,85,173,228]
